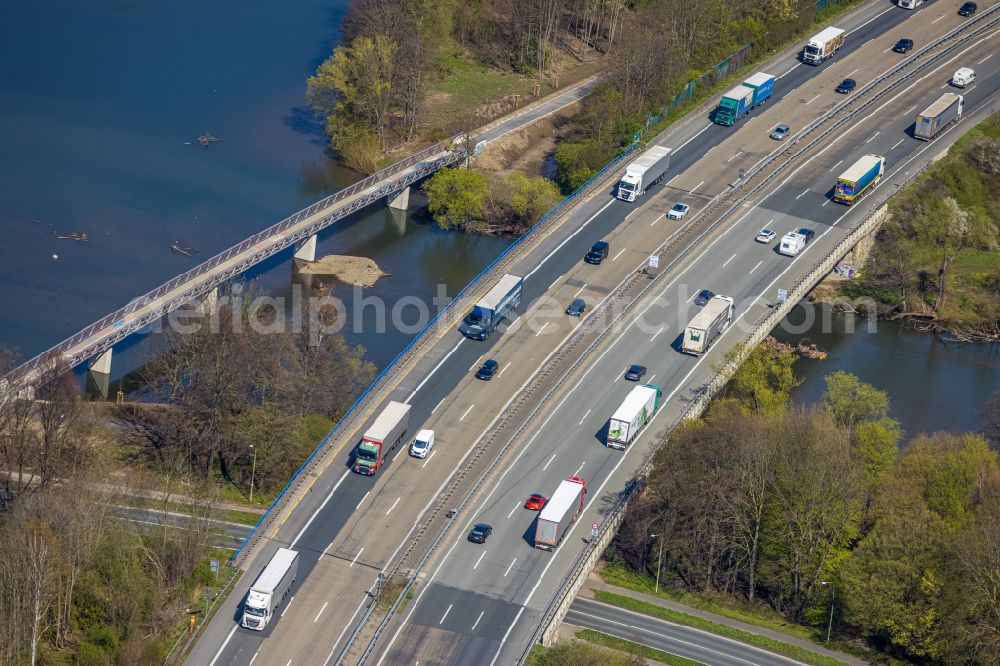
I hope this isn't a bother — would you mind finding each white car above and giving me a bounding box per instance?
[755,228,777,243]
[409,429,435,458]
[667,203,690,220]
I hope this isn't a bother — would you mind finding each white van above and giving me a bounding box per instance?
[779,232,806,257]
[898,0,922,8]
[952,68,975,88]
[409,429,435,458]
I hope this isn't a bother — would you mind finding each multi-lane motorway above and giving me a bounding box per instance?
[188,2,1000,664]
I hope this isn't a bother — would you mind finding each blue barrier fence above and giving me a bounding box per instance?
[228,141,639,564]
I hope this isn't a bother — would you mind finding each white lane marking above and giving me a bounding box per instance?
[472,610,486,630]
[883,46,892,53]
[507,504,519,519]
[704,145,715,156]
[691,180,704,193]
[674,124,712,154]
[548,274,563,290]
[534,321,549,337]
[624,208,638,220]
[350,548,364,567]
[778,63,800,78]
[666,174,680,186]
[847,68,859,77]
[903,104,917,116]
[805,94,820,105]
[460,404,474,421]
[314,601,329,622]
[651,326,664,342]
[406,338,463,402]
[966,84,977,93]
[647,375,655,383]
[932,14,944,24]
[385,497,401,515]
[573,283,588,297]
[687,292,698,303]
[249,653,259,666]
[890,138,905,150]
[469,354,484,370]
[795,188,809,199]
[291,469,350,547]
[722,253,737,267]
[578,408,592,425]
[286,661,292,666]
[431,397,446,413]
[847,5,894,36]
[439,604,452,625]
[355,491,370,510]
[208,626,238,666]
[612,248,626,261]
[504,559,517,577]
[743,119,753,128]
[727,151,742,163]
[525,199,615,280]
[325,541,334,555]
[542,453,556,471]
[829,159,843,172]
[497,362,510,377]
[574,461,587,476]
[651,215,661,226]
[748,260,763,275]
[281,596,295,617]
[421,450,436,468]
[980,53,994,64]
[940,82,950,88]
[822,199,831,207]
[473,551,486,570]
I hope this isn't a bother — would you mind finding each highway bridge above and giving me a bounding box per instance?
[5,75,599,389]
[179,1,1000,664]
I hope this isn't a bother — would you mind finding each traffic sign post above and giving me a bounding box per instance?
[777,288,788,303]
[591,523,599,541]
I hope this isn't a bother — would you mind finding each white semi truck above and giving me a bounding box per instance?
[241,548,299,630]
[617,145,672,202]
[803,26,845,65]
[681,295,734,356]
[535,476,587,550]
[607,384,662,450]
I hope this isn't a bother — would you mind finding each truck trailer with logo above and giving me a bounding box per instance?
[607,384,662,449]
[833,155,885,205]
[535,477,587,550]
[458,274,523,340]
[353,401,411,476]
[803,27,845,64]
[241,548,299,630]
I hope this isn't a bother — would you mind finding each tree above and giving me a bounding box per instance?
[821,371,890,428]
[508,173,561,225]
[423,167,491,230]
[719,342,800,415]
[981,388,1000,448]
[852,417,901,486]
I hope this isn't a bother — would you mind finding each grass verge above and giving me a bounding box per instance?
[594,590,849,666]
[576,628,707,665]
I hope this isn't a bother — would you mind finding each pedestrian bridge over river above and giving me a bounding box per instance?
[7,77,599,388]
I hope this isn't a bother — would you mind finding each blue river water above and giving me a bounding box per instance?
[0,0,510,370]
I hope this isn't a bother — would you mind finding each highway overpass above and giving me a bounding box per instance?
[183,1,1000,665]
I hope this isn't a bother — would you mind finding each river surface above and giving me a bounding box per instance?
[0,0,510,372]
[773,305,1000,439]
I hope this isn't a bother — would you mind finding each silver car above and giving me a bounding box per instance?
[770,124,790,140]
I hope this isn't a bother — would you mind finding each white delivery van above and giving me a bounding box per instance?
[409,429,435,458]
[952,68,975,88]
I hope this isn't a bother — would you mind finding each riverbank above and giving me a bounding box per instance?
[296,254,386,287]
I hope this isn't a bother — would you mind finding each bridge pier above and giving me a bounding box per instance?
[294,235,317,262]
[386,206,407,235]
[386,186,410,211]
[88,349,112,398]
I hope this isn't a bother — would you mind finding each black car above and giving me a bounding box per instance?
[584,241,610,265]
[475,359,499,380]
[624,364,647,381]
[468,523,492,543]
[797,228,816,244]
[694,289,715,306]
[835,78,856,94]
[959,2,977,16]
[893,39,913,54]
[566,297,586,316]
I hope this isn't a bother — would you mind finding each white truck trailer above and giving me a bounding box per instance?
[617,145,672,202]
[535,476,586,550]
[458,274,523,340]
[607,384,662,450]
[241,548,299,630]
[681,295,734,356]
[914,93,963,141]
[803,26,845,65]
[353,401,411,476]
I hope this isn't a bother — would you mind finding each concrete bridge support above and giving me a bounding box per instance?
[387,186,410,211]
[88,348,113,398]
[386,206,407,235]
[294,235,317,262]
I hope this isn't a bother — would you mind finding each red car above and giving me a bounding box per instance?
[524,494,547,510]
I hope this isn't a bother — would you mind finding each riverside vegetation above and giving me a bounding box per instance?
[610,342,1000,665]
[0,298,374,665]
[842,109,1000,341]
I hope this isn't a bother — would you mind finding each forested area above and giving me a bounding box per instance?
[613,343,1000,664]
[845,110,1000,341]
[0,297,375,664]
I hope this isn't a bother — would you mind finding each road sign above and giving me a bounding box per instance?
[209,560,219,573]
[591,523,599,539]
[777,289,788,303]
[474,141,486,156]
[648,255,659,270]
